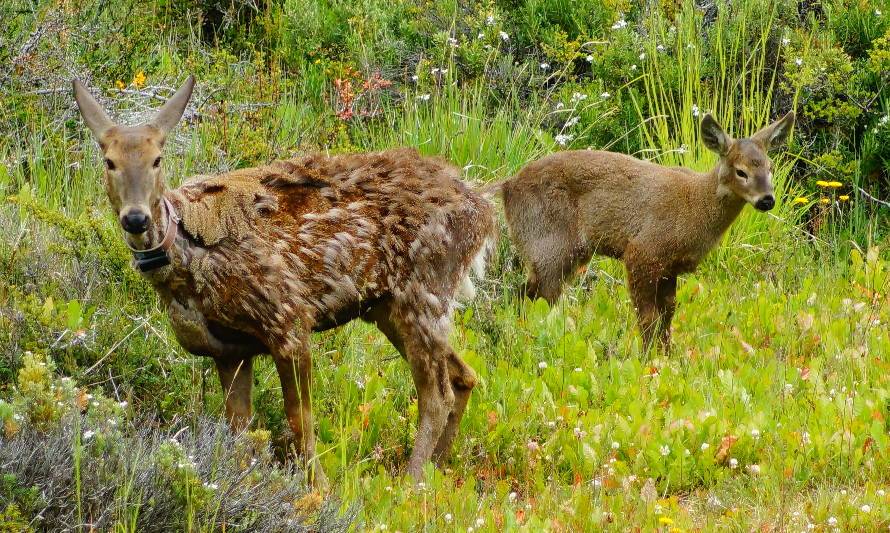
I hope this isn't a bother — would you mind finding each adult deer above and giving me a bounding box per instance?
[488,112,794,350]
[73,76,495,484]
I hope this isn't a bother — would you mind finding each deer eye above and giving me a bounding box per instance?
[735,169,748,179]
[153,156,162,168]
[105,158,116,171]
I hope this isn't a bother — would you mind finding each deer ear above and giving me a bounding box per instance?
[700,113,733,156]
[752,111,795,151]
[72,79,114,141]
[149,75,195,135]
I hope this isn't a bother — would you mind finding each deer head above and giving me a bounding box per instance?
[700,111,795,211]
[73,76,194,235]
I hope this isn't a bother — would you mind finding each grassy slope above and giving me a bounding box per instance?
[1,0,889,531]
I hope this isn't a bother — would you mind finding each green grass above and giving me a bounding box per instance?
[1,0,889,530]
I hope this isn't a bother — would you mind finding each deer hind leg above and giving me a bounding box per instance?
[524,245,581,305]
[365,304,454,479]
[431,350,476,465]
[214,356,254,432]
[272,336,328,487]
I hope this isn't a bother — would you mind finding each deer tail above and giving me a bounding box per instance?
[477,178,506,198]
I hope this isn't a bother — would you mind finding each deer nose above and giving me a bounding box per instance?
[121,210,150,234]
[754,195,775,211]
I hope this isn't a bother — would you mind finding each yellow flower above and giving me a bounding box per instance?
[669,529,684,533]
[827,181,842,188]
[133,70,146,88]
[115,79,125,90]
[839,195,850,201]
[658,517,675,526]
[792,197,808,205]
[819,198,831,205]
[816,180,830,187]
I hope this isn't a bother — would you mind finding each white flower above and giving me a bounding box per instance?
[486,15,495,26]
[378,525,387,531]
[630,64,638,71]
[692,104,700,117]
[554,133,573,146]
[654,504,663,515]
[782,37,790,46]
[586,54,594,62]
[827,516,837,526]
[448,37,458,47]
[785,383,794,393]
[573,426,586,438]
[571,92,587,102]
[205,482,218,490]
[729,458,738,469]
[860,504,871,513]
[611,441,620,450]
[600,92,610,99]
[477,32,484,39]
[499,31,509,41]
[444,513,453,523]
[611,19,627,30]
[540,62,550,70]
[417,94,431,101]
[751,428,761,439]
[538,361,548,369]
[802,431,811,445]
[656,44,665,52]
[795,57,803,66]
[573,367,582,372]
[83,430,95,441]
[677,144,688,154]
[467,528,473,533]
[410,75,418,82]
[660,445,670,456]
[747,464,761,475]
[639,52,646,60]
[876,9,882,16]
[555,102,564,109]
[508,491,517,502]
[701,442,710,451]
[118,401,128,408]
[877,489,886,497]
[879,115,889,126]
[527,440,539,452]
[475,518,484,527]
[565,117,580,128]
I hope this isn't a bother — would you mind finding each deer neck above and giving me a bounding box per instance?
[701,163,746,240]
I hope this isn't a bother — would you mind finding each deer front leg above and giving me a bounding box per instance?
[273,341,328,487]
[626,261,664,351]
[654,275,677,350]
[214,356,253,432]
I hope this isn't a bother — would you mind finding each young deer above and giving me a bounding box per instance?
[491,112,794,350]
[73,76,495,484]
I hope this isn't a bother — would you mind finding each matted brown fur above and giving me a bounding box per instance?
[72,76,495,484]
[490,112,794,350]
[158,149,494,482]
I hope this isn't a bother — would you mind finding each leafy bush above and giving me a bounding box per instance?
[0,353,355,531]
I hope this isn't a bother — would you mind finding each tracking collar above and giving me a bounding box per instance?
[126,196,181,273]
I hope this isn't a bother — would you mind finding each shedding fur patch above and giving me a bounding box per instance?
[172,174,279,246]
